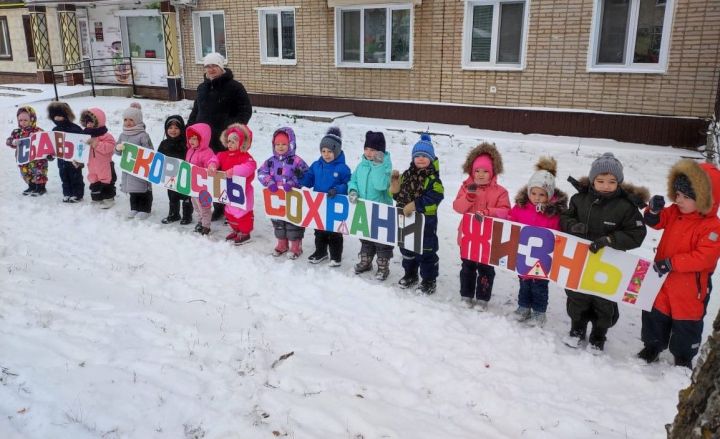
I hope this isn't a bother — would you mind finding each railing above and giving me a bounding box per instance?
[50,56,137,101]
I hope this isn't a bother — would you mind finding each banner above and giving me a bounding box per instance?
[459,214,664,311]
[15,131,91,165]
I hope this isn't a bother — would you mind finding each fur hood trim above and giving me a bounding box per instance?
[667,159,713,215]
[462,142,503,176]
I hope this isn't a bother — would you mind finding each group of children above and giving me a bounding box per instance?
[7,101,720,368]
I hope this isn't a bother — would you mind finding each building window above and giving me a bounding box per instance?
[588,0,674,73]
[22,15,35,62]
[0,17,12,60]
[461,0,529,70]
[258,8,296,65]
[120,15,165,60]
[335,4,412,69]
[192,11,226,62]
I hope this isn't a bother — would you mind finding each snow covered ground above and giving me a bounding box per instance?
[0,86,715,439]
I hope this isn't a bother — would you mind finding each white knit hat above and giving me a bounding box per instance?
[202,52,226,68]
[527,156,558,199]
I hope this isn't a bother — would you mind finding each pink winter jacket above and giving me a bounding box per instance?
[208,149,256,219]
[453,176,510,246]
[85,108,116,184]
[508,202,561,230]
[185,123,216,169]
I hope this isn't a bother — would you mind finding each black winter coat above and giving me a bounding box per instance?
[560,177,648,251]
[52,120,83,134]
[187,68,252,153]
[158,115,187,160]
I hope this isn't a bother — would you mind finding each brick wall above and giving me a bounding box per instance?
[0,7,65,75]
[179,0,720,119]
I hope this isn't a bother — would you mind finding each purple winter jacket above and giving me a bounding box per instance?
[257,127,308,190]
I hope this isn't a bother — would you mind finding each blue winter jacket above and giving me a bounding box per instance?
[301,151,351,194]
[348,151,393,205]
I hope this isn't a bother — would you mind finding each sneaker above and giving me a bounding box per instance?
[526,311,546,327]
[225,231,239,241]
[461,297,475,309]
[161,214,181,224]
[513,306,532,322]
[637,347,660,364]
[63,196,71,203]
[308,252,329,264]
[328,259,341,267]
[416,279,437,295]
[100,198,115,209]
[234,233,252,245]
[194,222,203,232]
[475,300,489,311]
[127,210,139,219]
[136,212,150,220]
[398,273,419,289]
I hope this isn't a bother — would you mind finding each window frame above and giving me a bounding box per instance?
[587,0,675,74]
[461,0,530,71]
[334,3,414,70]
[0,16,12,61]
[257,7,297,66]
[191,10,227,63]
[117,10,166,61]
[22,15,34,62]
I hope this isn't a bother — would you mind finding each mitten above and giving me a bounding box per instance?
[268,182,278,193]
[327,188,337,198]
[649,195,665,213]
[467,183,478,193]
[46,155,55,161]
[348,190,358,204]
[403,201,415,217]
[652,258,672,277]
[589,236,611,253]
[570,223,588,235]
[282,182,293,192]
[115,143,124,152]
[373,151,385,164]
[293,168,304,178]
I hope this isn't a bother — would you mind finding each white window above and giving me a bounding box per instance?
[588,0,674,73]
[461,0,529,70]
[192,11,226,62]
[258,8,296,65]
[119,12,165,60]
[0,17,12,59]
[335,4,413,69]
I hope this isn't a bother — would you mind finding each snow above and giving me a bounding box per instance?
[0,85,715,439]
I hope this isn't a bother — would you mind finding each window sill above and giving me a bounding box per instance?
[462,64,524,71]
[261,59,297,66]
[336,62,412,70]
[587,65,667,74]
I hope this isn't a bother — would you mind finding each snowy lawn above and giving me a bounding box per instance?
[0,90,714,439]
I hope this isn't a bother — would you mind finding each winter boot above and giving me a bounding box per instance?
[308,251,329,264]
[234,233,252,245]
[162,213,181,224]
[211,203,225,221]
[225,231,239,241]
[23,183,35,195]
[194,222,203,232]
[526,311,547,328]
[273,238,289,257]
[563,320,587,349]
[180,201,193,225]
[416,279,437,295]
[637,346,660,364]
[461,297,475,309]
[588,327,608,351]
[673,356,693,370]
[375,257,390,281]
[354,252,373,274]
[398,272,419,289]
[288,240,303,260]
[513,306,532,322]
[31,184,46,196]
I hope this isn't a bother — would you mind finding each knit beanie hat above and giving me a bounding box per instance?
[202,52,226,68]
[472,154,494,179]
[122,102,143,125]
[673,174,696,200]
[526,156,558,199]
[411,133,435,160]
[364,131,386,153]
[589,152,624,184]
[320,126,342,157]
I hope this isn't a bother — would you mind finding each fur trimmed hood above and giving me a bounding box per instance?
[48,102,75,122]
[461,142,503,176]
[220,123,253,152]
[569,176,650,208]
[667,159,720,216]
[514,187,569,217]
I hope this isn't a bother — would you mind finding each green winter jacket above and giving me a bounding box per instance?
[348,151,393,205]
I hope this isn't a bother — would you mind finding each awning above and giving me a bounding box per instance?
[328,0,421,6]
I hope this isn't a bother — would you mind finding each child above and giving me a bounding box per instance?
[391,133,444,294]
[452,142,510,308]
[348,131,394,280]
[257,127,309,259]
[48,102,84,202]
[638,159,720,369]
[300,127,351,266]
[185,123,216,235]
[508,157,568,325]
[560,152,648,351]
[6,106,46,196]
[158,115,193,225]
[208,124,256,245]
[81,108,117,209]
[115,103,153,219]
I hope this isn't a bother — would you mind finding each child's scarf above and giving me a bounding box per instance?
[396,163,435,206]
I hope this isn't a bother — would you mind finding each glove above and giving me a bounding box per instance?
[589,236,611,253]
[570,223,588,235]
[649,195,665,213]
[46,155,55,161]
[293,168,304,178]
[403,201,415,217]
[282,182,293,192]
[653,258,672,277]
[327,188,337,198]
[348,190,358,204]
[268,182,278,193]
[115,143,124,152]
[224,168,234,178]
[373,151,385,164]
[467,183,478,193]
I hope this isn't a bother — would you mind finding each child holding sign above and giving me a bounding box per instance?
[208,124,256,245]
[81,108,117,209]
[392,133,445,294]
[300,127,351,267]
[115,103,153,219]
[560,153,648,351]
[257,127,309,259]
[508,157,568,326]
[185,123,216,235]
[6,106,46,196]
[638,159,720,369]
[158,115,193,225]
[452,142,510,309]
[48,102,84,202]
